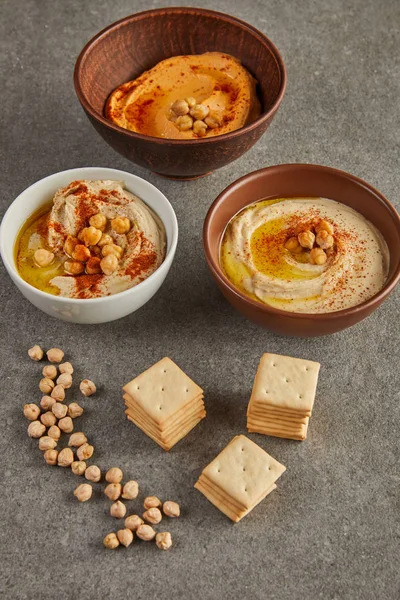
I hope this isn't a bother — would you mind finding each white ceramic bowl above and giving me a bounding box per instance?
[0,167,178,324]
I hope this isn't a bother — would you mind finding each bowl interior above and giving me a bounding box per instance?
[76,8,284,126]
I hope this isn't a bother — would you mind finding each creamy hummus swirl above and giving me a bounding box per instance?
[221,197,389,313]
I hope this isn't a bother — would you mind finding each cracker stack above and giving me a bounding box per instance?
[246,353,320,441]
[195,435,286,523]
[122,357,206,452]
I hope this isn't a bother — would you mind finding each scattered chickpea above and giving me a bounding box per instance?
[23,403,40,421]
[80,379,96,397]
[42,365,57,379]
[185,96,196,108]
[86,257,102,275]
[101,244,123,259]
[64,260,85,275]
[121,480,139,500]
[100,254,118,275]
[110,501,127,519]
[136,524,156,542]
[175,115,193,131]
[155,532,172,551]
[310,247,328,265]
[39,377,55,394]
[89,213,107,232]
[63,235,79,257]
[104,483,122,501]
[47,348,64,363]
[59,362,74,375]
[104,533,119,549]
[193,120,208,137]
[40,395,56,410]
[124,514,144,531]
[284,237,303,253]
[44,449,58,465]
[85,465,101,483]
[117,528,134,547]
[71,460,87,476]
[80,226,103,247]
[205,111,222,129]
[144,496,162,509]
[28,345,44,361]
[58,416,74,433]
[28,420,46,438]
[38,436,57,451]
[97,233,113,247]
[34,248,54,268]
[77,443,94,461]
[298,230,315,250]
[58,447,74,467]
[56,373,72,389]
[143,507,162,525]
[316,230,334,250]
[163,501,180,518]
[69,432,87,447]
[111,217,131,235]
[51,384,65,401]
[105,467,123,484]
[52,402,68,419]
[171,99,189,116]
[40,411,57,428]
[47,425,61,441]
[73,483,93,502]
[68,402,84,418]
[316,219,334,235]
[190,104,209,121]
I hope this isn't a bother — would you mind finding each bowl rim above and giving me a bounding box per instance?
[0,167,178,305]
[73,6,287,146]
[203,163,400,320]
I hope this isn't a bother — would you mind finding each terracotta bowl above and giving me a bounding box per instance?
[74,7,286,179]
[203,164,400,336]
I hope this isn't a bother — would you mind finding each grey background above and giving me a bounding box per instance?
[0,0,399,599]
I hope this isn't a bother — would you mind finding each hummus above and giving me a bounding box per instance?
[221,197,389,313]
[16,180,166,299]
[105,52,261,139]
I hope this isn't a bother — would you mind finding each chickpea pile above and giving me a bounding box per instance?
[169,97,223,137]
[284,219,335,265]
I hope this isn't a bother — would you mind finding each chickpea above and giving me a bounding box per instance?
[193,120,207,137]
[71,244,91,262]
[73,483,92,502]
[124,515,144,532]
[85,465,101,483]
[111,217,131,235]
[40,395,56,410]
[59,362,74,375]
[97,233,113,248]
[175,115,193,131]
[110,501,127,519]
[28,421,46,438]
[79,379,96,397]
[56,373,72,389]
[101,244,123,260]
[310,247,328,265]
[171,99,189,116]
[121,480,139,500]
[117,528,134,548]
[69,432,87,447]
[28,345,44,361]
[298,230,315,250]
[86,257,102,275]
[104,483,122,501]
[42,365,57,379]
[63,235,79,257]
[68,402,84,418]
[205,111,223,129]
[162,501,180,518]
[156,532,172,551]
[190,104,209,120]
[47,425,61,441]
[185,96,196,109]
[47,348,64,363]
[316,230,334,250]
[52,402,68,419]
[58,416,74,433]
[80,226,103,247]
[316,219,334,235]
[77,443,94,461]
[64,260,84,275]
[23,403,40,421]
[144,496,162,509]
[103,533,119,549]
[100,254,118,275]
[58,447,74,467]
[89,213,107,232]
[51,384,65,401]
[39,377,55,394]
[143,507,162,525]
[34,248,54,268]
[71,460,87,476]
[105,467,123,484]
[38,436,57,451]
[40,411,57,428]
[44,449,58,465]
[284,237,303,253]
[136,524,156,542]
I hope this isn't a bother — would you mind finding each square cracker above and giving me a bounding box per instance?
[249,353,320,413]
[201,434,285,510]
[123,393,204,432]
[123,357,203,425]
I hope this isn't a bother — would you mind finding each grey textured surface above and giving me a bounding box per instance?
[0,0,399,599]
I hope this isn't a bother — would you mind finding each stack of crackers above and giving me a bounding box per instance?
[122,357,206,451]
[195,434,286,522]
[247,353,320,441]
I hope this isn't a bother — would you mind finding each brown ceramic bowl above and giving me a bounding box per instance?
[203,164,400,336]
[74,7,286,179]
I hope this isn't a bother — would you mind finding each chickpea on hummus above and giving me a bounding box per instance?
[221,197,389,313]
[16,180,166,298]
[105,52,261,139]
